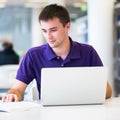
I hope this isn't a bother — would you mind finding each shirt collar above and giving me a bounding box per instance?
[69,38,81,59]
[45,37,81,60]
[45,44,57,60]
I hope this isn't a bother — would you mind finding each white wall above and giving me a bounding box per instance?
[31,8,45,47]
[88,0,115,95]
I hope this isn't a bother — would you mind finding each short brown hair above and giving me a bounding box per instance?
[38,4,70,27]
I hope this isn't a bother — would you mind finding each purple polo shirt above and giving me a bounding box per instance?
[16,38,103,99]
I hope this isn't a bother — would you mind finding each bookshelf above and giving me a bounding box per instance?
[114,1,120,97]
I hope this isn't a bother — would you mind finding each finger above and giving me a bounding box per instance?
[8,94,15,102]
[2,95,7,102]
[13,94,19,102]
[2,94,17,102]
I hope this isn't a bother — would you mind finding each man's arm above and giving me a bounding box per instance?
[2,80,27,102]
[106,82,112,99]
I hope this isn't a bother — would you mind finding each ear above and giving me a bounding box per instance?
[66,22,70,29]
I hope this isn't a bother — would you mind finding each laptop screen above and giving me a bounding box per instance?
[41,67,108,106]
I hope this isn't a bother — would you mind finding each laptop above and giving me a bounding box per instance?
[41,67,108,106]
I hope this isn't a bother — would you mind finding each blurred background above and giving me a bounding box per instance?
[0,0,88,58]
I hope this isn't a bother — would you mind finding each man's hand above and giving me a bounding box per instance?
[2,80,27,102]
[106,82,112,99]
[2,93,19,102]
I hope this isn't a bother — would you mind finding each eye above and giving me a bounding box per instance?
[41,29,47,33]
[51,29,57,32]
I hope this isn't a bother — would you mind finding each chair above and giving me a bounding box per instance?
[0,65,19,99]
[0,65,39,100]
[24,79,39,101]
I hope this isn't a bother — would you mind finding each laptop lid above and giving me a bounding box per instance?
[41,67,108,106]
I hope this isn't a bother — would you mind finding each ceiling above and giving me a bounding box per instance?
[0,0,87,19]
[0,0,87,8]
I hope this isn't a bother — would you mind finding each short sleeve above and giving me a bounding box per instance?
[16,51,35,84]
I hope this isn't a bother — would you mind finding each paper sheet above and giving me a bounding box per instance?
[0,101,40,112]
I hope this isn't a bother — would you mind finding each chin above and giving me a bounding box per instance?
[49,44,54,48]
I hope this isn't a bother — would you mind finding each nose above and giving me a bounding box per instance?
[46,31,52,39]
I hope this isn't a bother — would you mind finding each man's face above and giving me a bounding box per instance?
[40,17,70,49]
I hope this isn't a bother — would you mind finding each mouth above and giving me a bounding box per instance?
[49,40,55,44]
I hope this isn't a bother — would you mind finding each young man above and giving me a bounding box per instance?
[2,4,112,102]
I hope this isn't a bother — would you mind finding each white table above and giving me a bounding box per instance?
[0,97,120,120]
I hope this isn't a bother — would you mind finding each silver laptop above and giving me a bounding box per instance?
[41,67,108,106]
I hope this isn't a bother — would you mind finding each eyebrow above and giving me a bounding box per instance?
[41,27,57,31]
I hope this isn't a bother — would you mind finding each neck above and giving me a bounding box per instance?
[53,38,70,60]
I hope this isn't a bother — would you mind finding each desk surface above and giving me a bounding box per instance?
[0,97,120,120]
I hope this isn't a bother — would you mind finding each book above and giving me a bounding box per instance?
[0,101,40,112]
